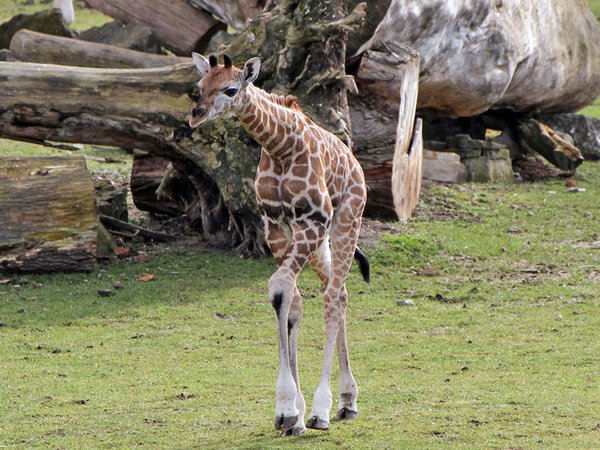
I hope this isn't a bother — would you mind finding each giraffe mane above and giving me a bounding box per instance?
[265,92,302,112]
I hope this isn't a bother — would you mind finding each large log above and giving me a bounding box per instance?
[0,157,97,273]
[356,0,600,117]
[10,30,188,68]
[85,0,224,55]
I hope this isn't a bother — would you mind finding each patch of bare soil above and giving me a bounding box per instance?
[358,219,405,249]
[415,185,479,222]
[513,157,573,182]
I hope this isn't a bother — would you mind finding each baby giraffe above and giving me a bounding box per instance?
[188,53,369,436]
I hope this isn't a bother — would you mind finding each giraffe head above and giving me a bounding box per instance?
[188,53,261,128]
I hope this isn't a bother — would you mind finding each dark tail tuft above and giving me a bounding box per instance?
[354,246,370,283]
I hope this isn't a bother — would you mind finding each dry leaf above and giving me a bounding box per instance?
[136,274,155,282]
[114,246,130,258]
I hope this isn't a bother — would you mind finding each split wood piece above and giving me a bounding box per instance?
[350,42,420,218]
[356,41,422,221]
[10,30,188,69]
[0,157,97,273]
[393,119,423,221]
[516,119,584,171]
[98,215,179,242]
[85,0,225,55]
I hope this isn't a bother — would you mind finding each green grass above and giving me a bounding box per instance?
[1,1,600,447]
[1,163,599,449]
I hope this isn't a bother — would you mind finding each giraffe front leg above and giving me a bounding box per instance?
[269,270,300,433]
[282,290,307,436]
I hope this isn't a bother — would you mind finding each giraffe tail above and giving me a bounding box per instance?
[354,247,370,283]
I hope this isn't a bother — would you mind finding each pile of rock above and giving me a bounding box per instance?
[424,134,514,185]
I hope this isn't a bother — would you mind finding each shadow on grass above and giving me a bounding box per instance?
[0,244,275,328]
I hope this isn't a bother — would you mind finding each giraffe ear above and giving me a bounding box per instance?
[242,57,260,86]
[191,52,210,78]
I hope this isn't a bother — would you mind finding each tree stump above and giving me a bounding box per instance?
[0,157,97,273]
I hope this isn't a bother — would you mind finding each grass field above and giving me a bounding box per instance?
[1,163,599,449]
[1,1,600,448]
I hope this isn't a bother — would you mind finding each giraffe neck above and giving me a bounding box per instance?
[235,85,304,161]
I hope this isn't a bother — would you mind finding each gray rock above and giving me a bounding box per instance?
[0,49,17,62]
[78,20,163,54]
[397,299,415,307]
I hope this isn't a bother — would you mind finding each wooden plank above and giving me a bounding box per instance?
[0,157,97,273]
[392,118,423,221]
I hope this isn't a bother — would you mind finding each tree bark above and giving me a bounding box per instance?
[85,0,225,55]
[10,30,188,68]
[0,157,97,273]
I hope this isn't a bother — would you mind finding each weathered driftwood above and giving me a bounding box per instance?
[0,157,96,273]
[357,0,600,117]
[516,119,584,171]
[10,30,188,68]
[85,0,224,55]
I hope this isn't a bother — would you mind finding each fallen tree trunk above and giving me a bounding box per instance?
[85,0,225,55]
[0,157,97,273]
[10,30,188,68]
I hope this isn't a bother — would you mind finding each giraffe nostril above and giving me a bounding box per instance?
[192,106,205,118]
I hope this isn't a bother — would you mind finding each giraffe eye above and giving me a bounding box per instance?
[224,88,238,97]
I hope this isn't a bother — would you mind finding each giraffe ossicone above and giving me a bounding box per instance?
[188,53,370,436]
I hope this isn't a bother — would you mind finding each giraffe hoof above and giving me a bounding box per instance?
[335,407,358,421]
[282,425,306,437]
[306,415,330,430]
[274,414,299,431]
